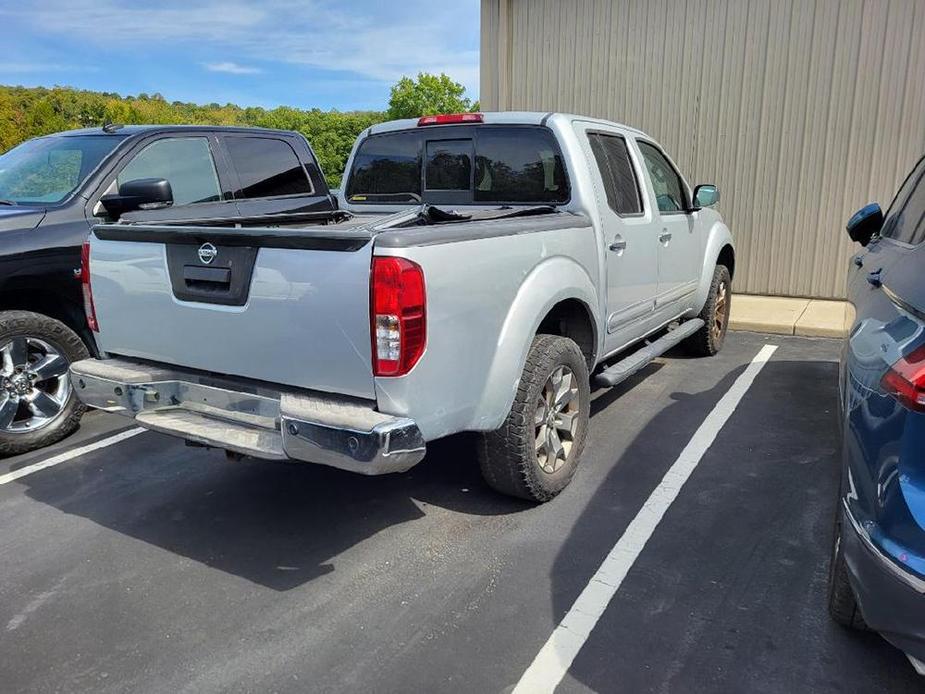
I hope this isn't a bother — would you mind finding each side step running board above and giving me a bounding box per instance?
[594,319,704,388]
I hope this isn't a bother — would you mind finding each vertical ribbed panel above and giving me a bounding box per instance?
[481,0,925,298]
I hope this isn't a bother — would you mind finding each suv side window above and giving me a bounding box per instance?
[588,132,643,215]
[118,137,221,206]
[637,141,687,214]
[881,158,925,246]
[224,137,312,199]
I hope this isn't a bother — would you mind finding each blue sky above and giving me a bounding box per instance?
[0,1,480,111]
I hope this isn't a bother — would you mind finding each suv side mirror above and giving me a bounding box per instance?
[100,178,173,219]
[693,184,719,208]
[846,203,883,246]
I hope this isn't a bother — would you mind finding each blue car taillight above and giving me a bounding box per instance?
[882,344,925,412]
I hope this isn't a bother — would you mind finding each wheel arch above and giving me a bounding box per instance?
[690,223,735,316]
[0,287,97,356]
[475,256,601,432]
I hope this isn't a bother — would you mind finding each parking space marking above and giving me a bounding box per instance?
[0,427,145,486]
[513,344,778,694]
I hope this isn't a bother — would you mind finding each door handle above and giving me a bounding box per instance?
[659,231,672,244]
[853,255,864,268]
[609,236,627,252]
[866,268,882,288]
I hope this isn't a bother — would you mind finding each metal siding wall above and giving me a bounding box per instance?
[480,0,925,299]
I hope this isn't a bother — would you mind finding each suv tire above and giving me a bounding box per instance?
[827,503,868,630]
[477,334,590,502]
[0,311,89,457]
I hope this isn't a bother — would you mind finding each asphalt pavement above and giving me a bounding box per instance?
[0,332,919,693]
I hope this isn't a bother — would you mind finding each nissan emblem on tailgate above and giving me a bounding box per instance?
[198,243,218,265]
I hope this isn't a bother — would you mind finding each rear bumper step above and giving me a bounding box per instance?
[69,358,426,475]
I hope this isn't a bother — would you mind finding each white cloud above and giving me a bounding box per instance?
[0,0,480,96]
[204,61,262,75]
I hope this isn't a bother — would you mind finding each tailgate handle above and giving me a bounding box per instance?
[183,265,232,287]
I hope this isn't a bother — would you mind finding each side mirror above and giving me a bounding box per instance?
[846,203,883,246]
[100,178,173,219]
[692,184,719,208]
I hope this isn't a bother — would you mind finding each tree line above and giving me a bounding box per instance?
[0,73,475,187]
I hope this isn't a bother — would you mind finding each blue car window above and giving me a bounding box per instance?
[881,156,925,246]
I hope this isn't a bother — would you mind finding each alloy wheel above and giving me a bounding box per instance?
[534,365,580,474]
[0,336,71,433]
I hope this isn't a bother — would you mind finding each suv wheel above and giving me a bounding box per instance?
[477,334,590,502]
[827,503,868,630]
[684,264,731,357]
[0,311,89,457]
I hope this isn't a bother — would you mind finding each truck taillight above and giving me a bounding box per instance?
[370,256,425,377]
[881,345,925,412]
[79,240,99,332]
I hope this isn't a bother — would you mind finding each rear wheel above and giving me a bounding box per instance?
[477,335,590,502]
[684,264,731,357]
[0,311,89,457]
[827,503,868,630]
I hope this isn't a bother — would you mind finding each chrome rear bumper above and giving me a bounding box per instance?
[69,358,426,475]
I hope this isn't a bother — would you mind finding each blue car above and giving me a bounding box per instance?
[831,153,925,672]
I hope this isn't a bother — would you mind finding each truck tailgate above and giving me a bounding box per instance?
[89,224,376,399]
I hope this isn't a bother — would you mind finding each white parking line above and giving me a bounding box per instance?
[513,344,778,694]
[0,427,145,486]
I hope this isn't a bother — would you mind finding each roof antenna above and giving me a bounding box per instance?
[102,121,124,133]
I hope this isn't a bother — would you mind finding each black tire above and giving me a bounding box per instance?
[477,334,590,502]
[827,503,868,630]
[684,264,732,357]
[0,311,89,457]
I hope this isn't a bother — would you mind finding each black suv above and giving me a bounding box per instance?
[0,125,338,455]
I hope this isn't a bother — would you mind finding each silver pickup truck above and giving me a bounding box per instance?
[70,112,734,502]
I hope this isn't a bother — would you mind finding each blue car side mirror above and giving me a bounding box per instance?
[846,203,883,247]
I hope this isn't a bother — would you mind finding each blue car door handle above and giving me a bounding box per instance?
[853,255,864,268]
[866,268,882,288]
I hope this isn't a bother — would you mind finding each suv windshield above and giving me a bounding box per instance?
[345,125,569,205]
[0,135,124,205]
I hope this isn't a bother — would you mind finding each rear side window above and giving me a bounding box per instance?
[588,133,642,215]
[345,126,569,204]
[118,137,221,206]
[881,159,925,246]
[224,137,312,199]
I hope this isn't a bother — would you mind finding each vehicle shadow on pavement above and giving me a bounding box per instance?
[19,432,530,592]
[550,359,923,692]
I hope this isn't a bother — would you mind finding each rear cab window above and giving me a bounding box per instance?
[345,125,569,205]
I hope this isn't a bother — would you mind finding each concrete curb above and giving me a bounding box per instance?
[729,294,849,338]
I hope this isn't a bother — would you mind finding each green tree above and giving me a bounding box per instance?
[0,73,474,186]
[387,72,474,120]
